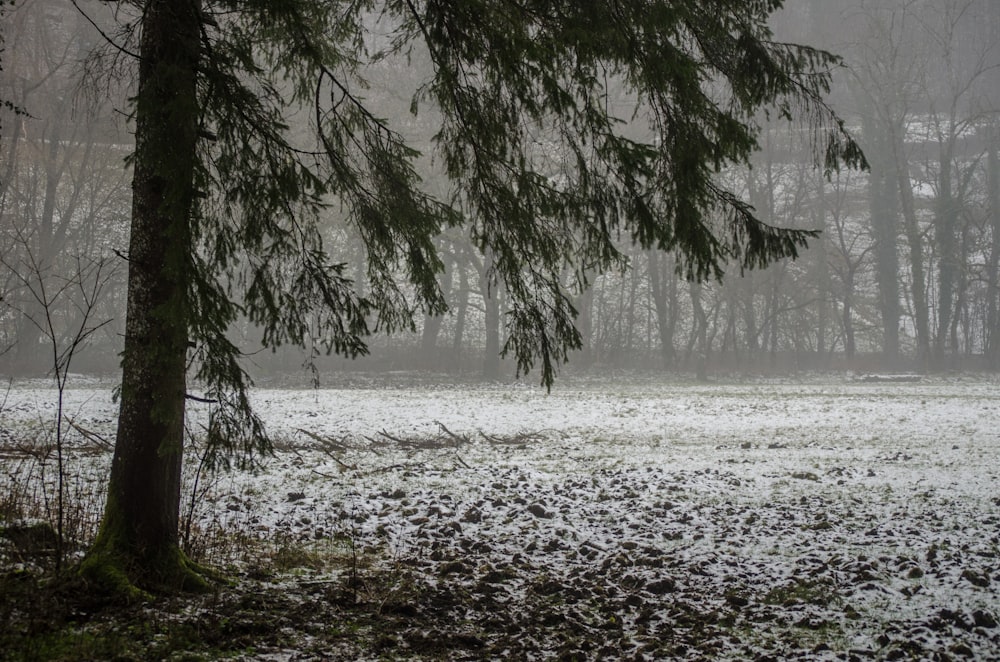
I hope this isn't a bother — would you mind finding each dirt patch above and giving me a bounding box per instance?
[3,377,999,659]
[3,463,999,660]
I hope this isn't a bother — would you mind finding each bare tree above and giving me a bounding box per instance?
[0,0,129,375]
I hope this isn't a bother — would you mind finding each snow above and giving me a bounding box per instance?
[2,373,999,659]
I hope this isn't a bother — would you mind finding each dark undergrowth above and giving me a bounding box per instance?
[3,531,998,662]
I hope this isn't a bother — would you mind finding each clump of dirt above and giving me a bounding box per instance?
[3,462,999,661]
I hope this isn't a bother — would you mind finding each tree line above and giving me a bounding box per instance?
[3,0,998,386]
[4,0,869,593]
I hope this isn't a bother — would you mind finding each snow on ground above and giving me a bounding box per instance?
[2,373,999,659]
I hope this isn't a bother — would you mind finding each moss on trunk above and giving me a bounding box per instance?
[80,488,216,598]
[79,539,211,600]
[83,0,207,598]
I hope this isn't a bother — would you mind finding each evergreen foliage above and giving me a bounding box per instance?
[76,2,866,592]
[0,0,24,123]
[138,0,864,469]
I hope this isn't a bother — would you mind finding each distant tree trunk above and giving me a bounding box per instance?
[764,269,783,366]
[744,162,772,366]
[740,272,759,359]
[420,257,453,369]
[814,172,829,368]
[0,113,21,202]
[622,261,641,360]
[895,129,931,369]
[12,119,69,375]
[722,295,736,362]
[666,264,678,359]
[482,290,501,379]
[353,233,367,299]
[933,141,959,367]
[951,214,971,366]
[862,114,901,366]
[81,0,207,594]
[575,284,595,367]
[480,250,501,380]
[450,262,468,370]
[986,128,1000,369]
[647,249,677,368]
[688,281,708,381]
[952,150,980,364]
[842,267,857,361]
[590,279,606,362]
[610,272,630,363]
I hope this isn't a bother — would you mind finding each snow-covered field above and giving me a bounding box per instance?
[2,373,999,660]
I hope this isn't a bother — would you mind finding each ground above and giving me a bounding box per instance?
[1,372,999,660]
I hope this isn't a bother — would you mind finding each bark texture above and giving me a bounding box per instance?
[81,0,206,594]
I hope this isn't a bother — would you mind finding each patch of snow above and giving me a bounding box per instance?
[2,374,998,658]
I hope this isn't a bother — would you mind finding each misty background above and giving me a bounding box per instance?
[2,0,999,382]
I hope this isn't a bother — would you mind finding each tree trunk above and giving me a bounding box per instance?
[895,128,931,370]
[480,250,501,380]
[647,250,676,368]
[933,140,958,367]
[420,257,452,369]
[768,276,780,366]
[842,268,856,361]
[450,262,469,370]
[950,214,971,368]
[986,128,1000,369]
[81,0,207,595]
[740,272,759,358]
[622,259,640,360]
[862,114,901,366]
[813,172,829,368]
[574,282,595,368]
[688,281,708,381]
[12,119,66,375]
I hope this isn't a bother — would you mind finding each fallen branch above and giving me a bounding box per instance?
[360,435,386,455]
[371,461,427,474]
[376,429,409,445]
[374,427,463,450]
[310,468,344,481]
[479,429,550,445]
[859,374,922,383]
[434,420,470,447]
[295,428,357,470]
[66,417,112,450]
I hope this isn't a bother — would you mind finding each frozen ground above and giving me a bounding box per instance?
[2,373,999,660]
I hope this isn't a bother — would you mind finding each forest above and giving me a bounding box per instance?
[1,1,999,659]
[2,0,999,383]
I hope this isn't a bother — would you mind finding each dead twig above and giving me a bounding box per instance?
[374,428,460,450]
[479,429,550,445]
[295,428,357,471]
[375,429,408,444]
[434,420,470,447]
[361,435,387,455]
[310,468,344,481]
[65,417,112,450]
[371,461,427,474]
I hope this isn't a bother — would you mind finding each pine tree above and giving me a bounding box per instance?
[80,0,864,593]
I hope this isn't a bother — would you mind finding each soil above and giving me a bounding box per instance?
[2,376,999,660]
[3,462,999,660]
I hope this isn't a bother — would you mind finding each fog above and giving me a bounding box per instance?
[3,4,1000,658]
[2,0,999,383]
